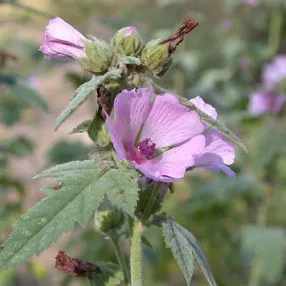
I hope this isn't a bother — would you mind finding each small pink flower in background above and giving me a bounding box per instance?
[263,55,286,90]
[242,0,261,6]
[123,26,137,37]
[40,17,88,59]
[106,89,235,182]
[248,90,286,116]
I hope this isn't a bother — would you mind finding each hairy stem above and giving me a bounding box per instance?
[109,235,130,283]
[130,219,143,286]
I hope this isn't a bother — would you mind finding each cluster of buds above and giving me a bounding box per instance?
[40,17,199,77]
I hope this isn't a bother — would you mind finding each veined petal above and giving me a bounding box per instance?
[141,94,204,149]
[105,112,126,159]
[114,88,153,147]
[190,96,218,120]
[135,135,206,182]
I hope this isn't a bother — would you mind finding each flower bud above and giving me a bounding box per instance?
[111,26,143,56]
[80,39,114,74]
[94,208,125,234]
[140,39,172,77]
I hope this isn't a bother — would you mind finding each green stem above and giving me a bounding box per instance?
[248,257,261,286]
[109,235,130,284]
[141,183,162,224]
[130,219,143,286]
[267,8,283,57]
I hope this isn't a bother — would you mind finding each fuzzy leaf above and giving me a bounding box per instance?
[70,120,92,134]
[55,69,122,130]
[0,160,139,270]
[157,214,217,286]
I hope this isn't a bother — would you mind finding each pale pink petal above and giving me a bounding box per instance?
[113,88,153,148]
[134,135,206,182]
[194,130,235,177]
[105,112,126,159]
[123,26,137,37]
[190,96,218,120]
[200,161,236,178]
[141,94,204,149]
[40,17,87,59]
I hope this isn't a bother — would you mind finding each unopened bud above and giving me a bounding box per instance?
[141,39,172,77]
[111,26,143,56]
[94,208,125,234]
[80,39,114,74]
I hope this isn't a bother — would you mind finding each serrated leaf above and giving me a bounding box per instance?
[178,95,247,152]
[158,214,217,286]
[241,225,286,283]
[10,83,48,111]
[55,69,122,131]
[70,120,92,134]
[0,160,139,270]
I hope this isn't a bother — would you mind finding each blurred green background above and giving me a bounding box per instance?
[1,0,286,285]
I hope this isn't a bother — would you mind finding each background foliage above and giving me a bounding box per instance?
[0,0,285,285]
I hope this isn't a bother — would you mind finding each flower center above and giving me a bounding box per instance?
[127,138,156,164]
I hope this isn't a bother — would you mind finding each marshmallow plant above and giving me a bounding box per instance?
[0,17,246,286]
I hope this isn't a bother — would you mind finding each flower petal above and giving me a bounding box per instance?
[141,94,204,149]
[114,88,153,148]
[40,17,87,59]
[194,130,235,177]
[105,112,126,159]
[190,96,218,120]
[134,135,206,182]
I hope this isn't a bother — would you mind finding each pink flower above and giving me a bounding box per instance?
[40,17,88,59]
[263,55,286,90]
[248,90,286,116]
[190,97,236,177]
[123,26,137,37]
[106,89,235,182]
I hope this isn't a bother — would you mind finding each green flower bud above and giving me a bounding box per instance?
[141,39,172,77]
[111,26,143,56]
[80,39,114,74]
[94,208,125,234]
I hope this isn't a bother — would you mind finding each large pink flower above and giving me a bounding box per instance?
[106,89,235,182]
[40,17,88,59]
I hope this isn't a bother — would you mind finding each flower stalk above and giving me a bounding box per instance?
[130,219,143,286]
[109,234,130,283]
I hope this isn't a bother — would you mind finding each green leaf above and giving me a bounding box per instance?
[0,160,139,270]
[69,120,92,134]
[157,214,217,286]
[241,225,286,283]
[55,69,122,131]
[178,96,247,152]
[10,83,48,111]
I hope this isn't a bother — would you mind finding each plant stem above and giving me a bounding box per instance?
[248,257,261,286]
[267,8,283,57]
[130,219,143,286]
[109,235,130,284]
[141,183,162,223]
